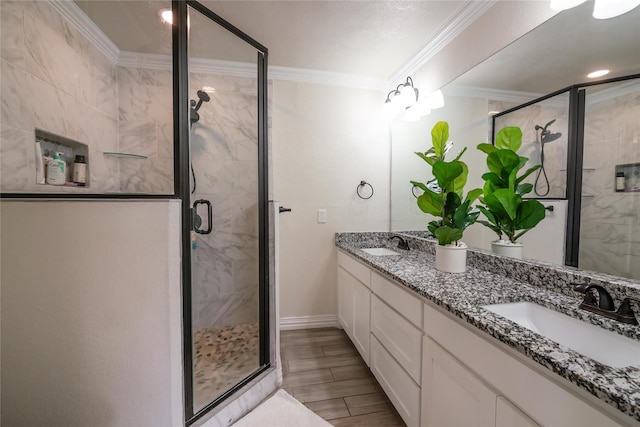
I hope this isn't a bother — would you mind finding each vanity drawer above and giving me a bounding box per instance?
[371,335,421,427]
[371,295,422,383]
[371,271,421,327]
[337,250,370,288]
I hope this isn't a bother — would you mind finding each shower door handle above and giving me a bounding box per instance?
[192,199,213,235]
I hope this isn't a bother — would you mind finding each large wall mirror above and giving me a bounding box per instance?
[391,1,640,279]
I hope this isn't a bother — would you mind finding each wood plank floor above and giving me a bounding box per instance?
[280,328,406,426]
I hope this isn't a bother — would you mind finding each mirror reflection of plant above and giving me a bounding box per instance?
[411,121,482,246]
[476,126,546,243]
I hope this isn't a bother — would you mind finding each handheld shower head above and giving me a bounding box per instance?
[193,90,211,112]
[541,132,562,143]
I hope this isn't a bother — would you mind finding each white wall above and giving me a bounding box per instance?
[1,201,183,427]
[272,80,390,322]
[410,2,558,96]
[390,96,489,239]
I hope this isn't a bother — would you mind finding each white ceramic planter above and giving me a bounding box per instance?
[435,242,468,273]
[491,240,524,259]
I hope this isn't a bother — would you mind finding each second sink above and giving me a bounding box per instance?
[482,301,640,368]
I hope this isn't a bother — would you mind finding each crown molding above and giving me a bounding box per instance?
[444,84,543,103]
[48,0,120,65]
[390,0,497,83]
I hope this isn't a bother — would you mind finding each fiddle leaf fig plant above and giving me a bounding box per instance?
[476,126,546,243]
[411,121,481,246]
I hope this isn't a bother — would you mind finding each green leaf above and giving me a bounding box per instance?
[451,161,469,197]
[433,160,463,190]
[453,146,468,162]
[427,221,440,236]
[431,121,449,160]
[516,183,533,196]
[416,188,444,216]
[465,188,483,204]
[477,143,498,155]
[487,150,521,179]
[515,164,541,184]
[410,181,429,193]
[495,127,522,152]
[481,172,506,189]
[514,200,546,230]
[485,188,521,220]
[415,151,435,166]
[434,226,463,246]
[443,191,462,219]
[477,220,503,239]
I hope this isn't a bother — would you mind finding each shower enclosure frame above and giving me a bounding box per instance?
[491,73,640,268]
[173,1,271,424]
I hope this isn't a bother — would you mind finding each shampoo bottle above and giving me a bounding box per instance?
[46,152,66,185]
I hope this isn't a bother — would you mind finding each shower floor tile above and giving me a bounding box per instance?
[193,322,259,411]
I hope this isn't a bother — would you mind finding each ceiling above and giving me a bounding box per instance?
[74,1,639,94]
[450,1,640,94]
[74,0,469,81]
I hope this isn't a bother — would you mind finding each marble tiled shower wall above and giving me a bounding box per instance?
[0,1,120,193]
[189,73,260,328]
[580,81,640,280]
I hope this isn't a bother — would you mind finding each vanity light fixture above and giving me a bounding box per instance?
[381,77,444,121]
[587,69,611,78]
[550,0,640,18]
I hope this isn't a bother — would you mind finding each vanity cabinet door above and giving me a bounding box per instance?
[422,337,496,427]
[352,278,371,365]
[496,396,539,427]
[337,265,370,365]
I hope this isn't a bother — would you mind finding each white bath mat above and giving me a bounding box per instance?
[231,389,332,427]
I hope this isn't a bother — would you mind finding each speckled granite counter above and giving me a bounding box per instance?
[335,231,640,423]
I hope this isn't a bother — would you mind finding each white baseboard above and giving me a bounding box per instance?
[279,314,339,331]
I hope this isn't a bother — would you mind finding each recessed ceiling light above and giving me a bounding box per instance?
[587,69,610,78]
[159,9,172,24]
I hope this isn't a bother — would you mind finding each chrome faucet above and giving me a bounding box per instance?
[389,235,410,250]
[573,283,639,325]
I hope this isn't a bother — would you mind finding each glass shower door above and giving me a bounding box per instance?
[579,78,640,280]
[184,3,267,416]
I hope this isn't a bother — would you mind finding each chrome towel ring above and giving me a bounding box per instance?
[357,181,374,199]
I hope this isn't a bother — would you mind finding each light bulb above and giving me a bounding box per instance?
[427,90,445,109]
[400,85,417,108]
[160,9,172,24]
[380,100,397,120]
[405,106,421,122]
[593,0,640,18]
[587,69,610,78]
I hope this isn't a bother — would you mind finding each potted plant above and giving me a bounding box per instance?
[411,121,482,273]
[476,126,546,259]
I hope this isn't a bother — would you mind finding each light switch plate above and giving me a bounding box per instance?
[317,209,327,223]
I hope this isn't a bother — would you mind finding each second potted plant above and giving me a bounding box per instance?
[476,126,546,259]
[411,121,481,273]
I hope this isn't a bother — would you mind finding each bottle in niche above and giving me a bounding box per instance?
[73,155,87,186]
[46,152,66,186]
[616,171,626,192]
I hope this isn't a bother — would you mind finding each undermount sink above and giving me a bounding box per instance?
[482,302,640,368]
[361,248,400,256]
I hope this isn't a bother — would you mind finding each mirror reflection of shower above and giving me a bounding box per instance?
[189,89,211,194]
[534,119,562,196]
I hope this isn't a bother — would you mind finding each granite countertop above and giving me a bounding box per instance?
[335,232,640,423]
